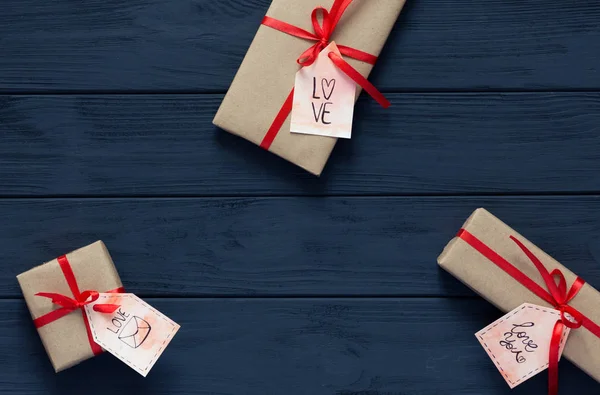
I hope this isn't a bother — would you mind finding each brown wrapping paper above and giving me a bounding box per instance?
[17,241,123,372]
[438,208,600,383]
[213,0,406,176]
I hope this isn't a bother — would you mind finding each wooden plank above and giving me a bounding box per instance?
[2,93,600,196]
[1,0,599,92]
[3,197,600,298]
[4,298,598,394]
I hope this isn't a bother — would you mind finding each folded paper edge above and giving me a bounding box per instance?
[437,208,489,269]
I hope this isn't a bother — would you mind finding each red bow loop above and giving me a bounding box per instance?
[35,290,100,311]
[311,7,330,42]
[295,6,336,66]
[550,269,567,302]
[35,289,119,314]
[328,52,391,108]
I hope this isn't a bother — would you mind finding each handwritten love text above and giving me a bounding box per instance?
[311,77,336,124]
[499,322,538,363]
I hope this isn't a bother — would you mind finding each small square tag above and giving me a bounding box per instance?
[84,293,180,377]
[475,303,569,388]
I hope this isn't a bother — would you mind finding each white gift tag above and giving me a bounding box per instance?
[475,303,570,388]
[84,293,180,377]
[290,41,356,139]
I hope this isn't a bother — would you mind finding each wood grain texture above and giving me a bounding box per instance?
[2,93,600,196]
[1,0,599,92]
[4,298,598,395]
[4,197,600,298]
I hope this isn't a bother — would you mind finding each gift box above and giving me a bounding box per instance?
[437,208,600,383]
[17,241,124,372]
[213,0,406,176]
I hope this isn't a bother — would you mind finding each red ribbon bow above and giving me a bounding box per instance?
[36,290,120,315]
[259,0,390,150]
[33,255,125,355]
[457,229,600,395]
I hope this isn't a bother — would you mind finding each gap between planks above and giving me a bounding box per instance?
[2,192,600,199]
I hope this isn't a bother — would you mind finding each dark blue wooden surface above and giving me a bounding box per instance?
[1,0,600,394]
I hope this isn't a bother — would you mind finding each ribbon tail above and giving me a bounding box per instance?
[93,303,120,313]
[549,320,564,395]
[35,292,78,309]
[457,229,556,306]
[567,277,585,303]
[510,236,564,303]
[337,45,378,65]
[328,52,390,108]
[260,88,294,150]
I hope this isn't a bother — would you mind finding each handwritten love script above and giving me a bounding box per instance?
[476,303,570,389]
[499,322,538,363]
[290,41,356,139]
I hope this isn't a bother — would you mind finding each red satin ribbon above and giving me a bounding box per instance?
[33,255,125,355]
[457,229,600,395]
[259,0,389,150]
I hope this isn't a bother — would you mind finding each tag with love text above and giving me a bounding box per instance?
[475,303,570,388]
[290,41,356,139]
[84,293,180,377]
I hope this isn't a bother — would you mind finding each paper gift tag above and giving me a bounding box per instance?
[475,303,570,388]
[290,41,356,139]
[84,293,180,377]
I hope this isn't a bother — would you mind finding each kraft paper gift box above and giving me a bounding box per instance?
[213,0,406,176]
[17,241,123,372]
[437,208,600,383]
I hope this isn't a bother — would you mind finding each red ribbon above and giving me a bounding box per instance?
[259,0,390,150]
[33,255,125,355]
[457,229,600,395]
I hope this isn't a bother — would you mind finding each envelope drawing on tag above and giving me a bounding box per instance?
[86,293,180,376]
[118,316,152,349]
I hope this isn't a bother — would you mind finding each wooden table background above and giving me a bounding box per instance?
[1,0,600,394]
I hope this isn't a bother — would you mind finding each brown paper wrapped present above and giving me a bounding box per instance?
[213,0,406,176]
[438,208,600,383]
[17,241,123,372]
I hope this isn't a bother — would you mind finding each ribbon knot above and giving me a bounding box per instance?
[556,304,584,329]
[32,254,125,356]
[294,6,342,66]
